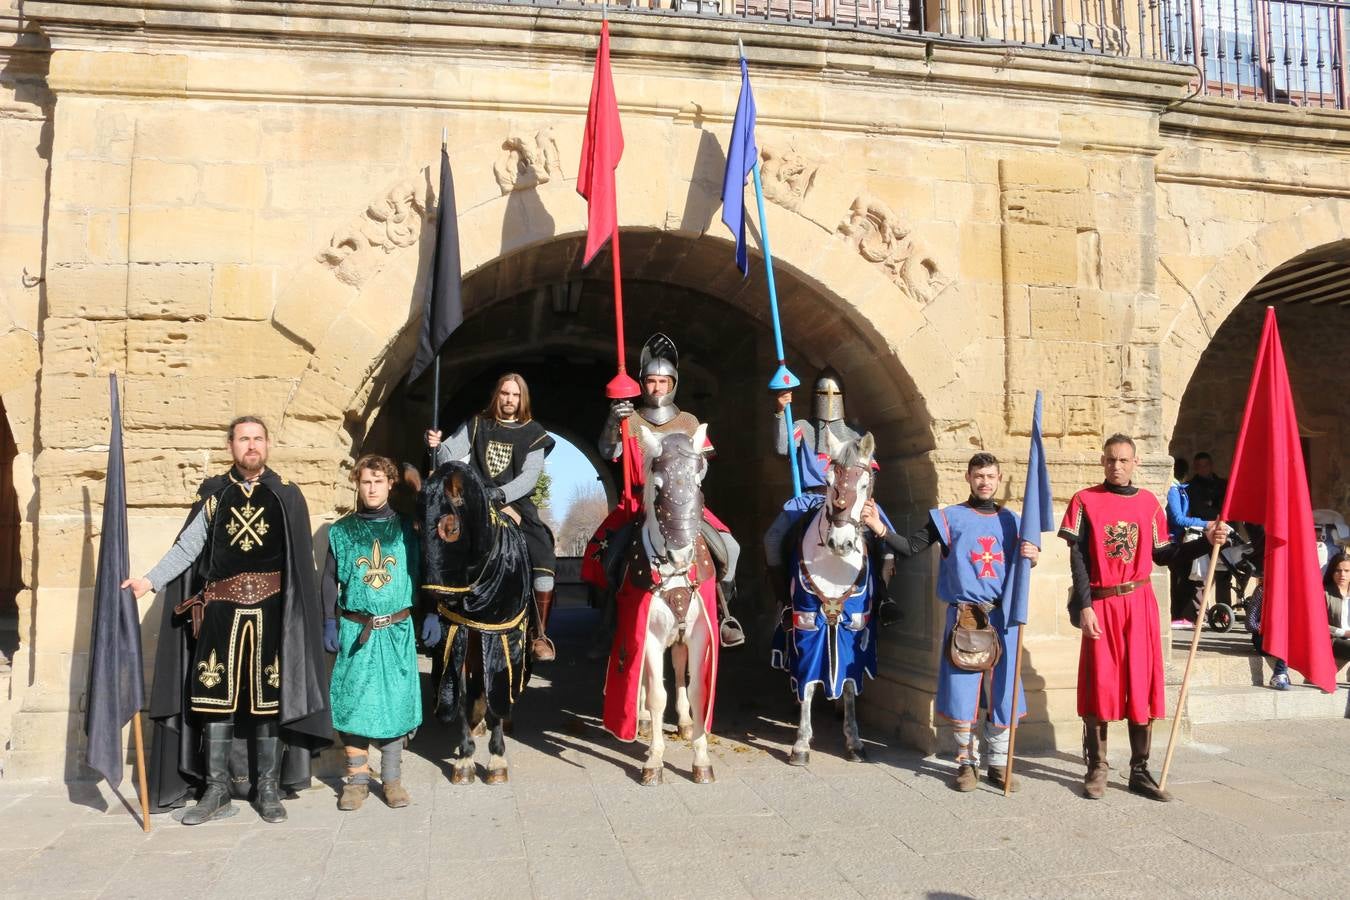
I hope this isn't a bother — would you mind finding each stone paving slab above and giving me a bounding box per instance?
[0,610,1346,899]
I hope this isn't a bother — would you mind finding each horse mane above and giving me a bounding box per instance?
[421,461,492,585]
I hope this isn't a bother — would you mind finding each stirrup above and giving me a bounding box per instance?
[719,616,746,648]
[531,634,556,661]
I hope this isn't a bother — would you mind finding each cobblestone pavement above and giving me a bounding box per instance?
[1,607,1347,899]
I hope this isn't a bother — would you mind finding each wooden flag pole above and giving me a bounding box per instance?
[1159,537,1223,791]
[132,711,151,832]
[1001,625,1026,797]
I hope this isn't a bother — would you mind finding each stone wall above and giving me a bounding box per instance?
[4,0,1350,777]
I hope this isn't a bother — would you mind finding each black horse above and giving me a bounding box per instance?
[421,461,532,784]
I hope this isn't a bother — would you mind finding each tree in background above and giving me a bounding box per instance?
[554,484,610,557]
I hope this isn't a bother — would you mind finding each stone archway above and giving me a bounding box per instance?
[1160,197,1350,439]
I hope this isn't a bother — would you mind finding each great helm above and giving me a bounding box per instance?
[813,367,846,423]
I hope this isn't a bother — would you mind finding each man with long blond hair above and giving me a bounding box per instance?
[425,373,558,660]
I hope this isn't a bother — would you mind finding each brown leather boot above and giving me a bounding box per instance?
[1083,717,1109,799]
[1127,721,1172,802]
[531,590,556,662]
[986,765,1019,793]
[338,745,370,811]
[382,780,411,808]
[952,763,979,792]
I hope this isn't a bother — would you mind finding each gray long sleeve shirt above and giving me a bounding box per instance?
[144,508,208,593]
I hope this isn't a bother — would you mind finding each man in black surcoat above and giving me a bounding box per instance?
[426,373,558,660]
[125,416,331,824]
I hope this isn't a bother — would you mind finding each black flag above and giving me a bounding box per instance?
[83,372,145,788]
[406,143,464,386]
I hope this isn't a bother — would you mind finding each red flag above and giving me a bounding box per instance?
[1223,307,1336,692]
[577,20,624,266]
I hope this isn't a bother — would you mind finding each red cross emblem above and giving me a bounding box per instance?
[969,536,1004,579]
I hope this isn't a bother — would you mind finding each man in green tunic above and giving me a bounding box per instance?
[323,454,422,810]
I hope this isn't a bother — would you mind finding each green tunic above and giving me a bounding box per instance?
[328,512,422,739]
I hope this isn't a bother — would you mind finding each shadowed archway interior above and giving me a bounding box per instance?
[361,230,940,613]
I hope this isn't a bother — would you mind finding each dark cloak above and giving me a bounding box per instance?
[420,461,532,720]
[147,467,332,811]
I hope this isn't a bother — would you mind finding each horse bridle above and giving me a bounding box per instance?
[822,460,871,536]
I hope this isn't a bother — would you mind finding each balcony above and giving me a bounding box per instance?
[485,0,1350,109]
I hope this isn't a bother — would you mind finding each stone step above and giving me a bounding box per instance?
[1184,682,1350,726]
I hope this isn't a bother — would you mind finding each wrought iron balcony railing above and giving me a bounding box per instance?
[494,0,1350,110]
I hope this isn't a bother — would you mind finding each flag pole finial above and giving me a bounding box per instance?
[737,37,745,59]
[440,127,447,148]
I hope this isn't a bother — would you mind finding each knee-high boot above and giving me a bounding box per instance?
[531,590,556,662]
[181,720,235,825]
[253,720,287,823]
[1127,720,1172,802]
[1082,717,1109,800]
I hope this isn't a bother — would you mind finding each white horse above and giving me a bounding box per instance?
[624,426,719,785]
[775,431,878,766]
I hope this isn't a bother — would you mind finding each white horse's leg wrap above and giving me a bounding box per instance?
[643,638,667,770]
[686,617,713,769]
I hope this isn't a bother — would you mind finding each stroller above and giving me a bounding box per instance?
[1189,524,1263,633]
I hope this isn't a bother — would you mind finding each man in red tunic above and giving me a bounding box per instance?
[1060,433,1228,801]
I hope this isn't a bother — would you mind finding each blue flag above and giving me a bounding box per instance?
[1006,390,1054,629]
[84,373,145,787]
[721,55,757,275]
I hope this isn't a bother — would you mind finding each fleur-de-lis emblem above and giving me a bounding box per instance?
[264,655,280,689]
[228,500,269,552]
[197,650,225,689]
[356,539,397,590]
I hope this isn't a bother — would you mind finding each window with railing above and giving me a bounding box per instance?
[480,0,1350,109]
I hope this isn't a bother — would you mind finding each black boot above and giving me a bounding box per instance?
[227,734,251,800]
[181,721,235,825]
[1127,721,1172,802]
[1082,717,1109,800]
[253,720,287,823]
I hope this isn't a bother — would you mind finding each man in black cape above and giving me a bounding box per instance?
[125,416,331,824]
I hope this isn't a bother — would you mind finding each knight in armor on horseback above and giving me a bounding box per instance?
[765,368,900,626]
[425,373,558,661]
[585,333,745,648]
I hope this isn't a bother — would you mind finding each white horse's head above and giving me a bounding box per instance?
[822,430,875,557]
[640,424,709,570]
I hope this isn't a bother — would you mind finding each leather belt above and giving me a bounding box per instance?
[1091,578,1150,599]
[174,571,281,639]
[341,607,411,648]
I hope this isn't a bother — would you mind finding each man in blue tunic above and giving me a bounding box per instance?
[862,452,1038,792]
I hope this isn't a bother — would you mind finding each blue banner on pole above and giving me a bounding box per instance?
[1007,390,1053,629]
[720,55,757,276]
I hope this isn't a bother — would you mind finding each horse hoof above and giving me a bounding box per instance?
[847,747,869,763]
[640,767,663,786]
[787,750,810,767]
[691,765,715,784]
[677,723,694,742]
[450,766,476,785]
[485,768,509,785]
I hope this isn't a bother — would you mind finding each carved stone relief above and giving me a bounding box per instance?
[493,126,564,195]
[758,145,819,212]
[836,194,953,305]
[316,175,428,288]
